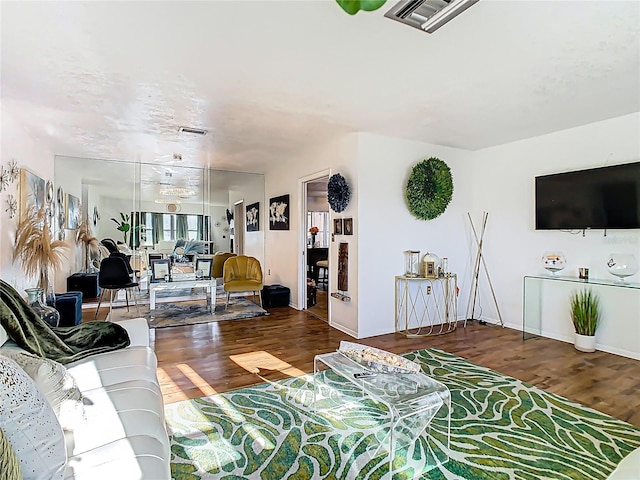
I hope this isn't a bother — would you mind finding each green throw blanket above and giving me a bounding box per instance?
[0,279,130,364]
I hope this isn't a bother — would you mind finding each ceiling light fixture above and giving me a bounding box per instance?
[159,186,196,197]
[384,0,479,34]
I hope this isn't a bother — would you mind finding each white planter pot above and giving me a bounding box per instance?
[575,333,596,353]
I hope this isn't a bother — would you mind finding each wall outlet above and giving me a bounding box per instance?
[268,269,271,275]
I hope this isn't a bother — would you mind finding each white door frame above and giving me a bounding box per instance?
[234,200,244,255]
[298,169,331,311]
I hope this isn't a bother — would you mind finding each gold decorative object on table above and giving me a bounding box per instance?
[422,252,440,278]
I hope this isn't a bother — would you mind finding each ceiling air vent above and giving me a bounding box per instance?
[178,126,208,136]
[384,0,479,34]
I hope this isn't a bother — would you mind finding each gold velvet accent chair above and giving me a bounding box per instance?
[222,255,263,309]
[212,252,237,279]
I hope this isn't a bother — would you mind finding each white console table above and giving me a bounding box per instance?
[395,275,458,337]
[523,275,640,359]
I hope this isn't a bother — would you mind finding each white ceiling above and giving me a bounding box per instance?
[2,1,639,173]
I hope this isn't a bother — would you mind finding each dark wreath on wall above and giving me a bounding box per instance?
[327,173,351,213]
[405,157,453,220]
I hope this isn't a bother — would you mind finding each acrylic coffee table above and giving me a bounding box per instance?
[149,277,217,311]
[313,351,450,478]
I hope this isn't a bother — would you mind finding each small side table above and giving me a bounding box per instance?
[395,274,458,337]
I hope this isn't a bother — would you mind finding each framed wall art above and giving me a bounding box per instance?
[334,218,343,235]
[246,202,259,232]
[150,259,171,283]
[195,258,213,279]
[343,218,353,235]
[19,168,45,214]
[269,194,290,230]
[66,193,81,230]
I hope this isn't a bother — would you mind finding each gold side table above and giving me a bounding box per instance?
[395,274,458,337]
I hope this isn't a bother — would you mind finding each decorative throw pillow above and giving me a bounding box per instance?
[0,355,66,480]
[1,350,85,431]
[0,426,22,480]
[0,323,8,346]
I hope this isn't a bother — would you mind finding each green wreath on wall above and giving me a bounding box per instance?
[405,157,454,220]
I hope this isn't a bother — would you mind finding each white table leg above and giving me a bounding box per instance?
[150,287,156,310]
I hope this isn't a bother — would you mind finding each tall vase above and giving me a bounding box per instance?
[25,288,60,327]
[39,268,56,307]
[311,233,317,247]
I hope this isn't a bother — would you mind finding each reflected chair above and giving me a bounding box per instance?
[213,252,237,280]
[101,238,119,254]
[316,259,328,290]
[95,256,139,319]
[222,255,263,309]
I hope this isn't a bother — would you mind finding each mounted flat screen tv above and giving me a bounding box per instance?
[535,162,640,230]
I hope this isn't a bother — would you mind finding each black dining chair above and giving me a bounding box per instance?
[95,256,140,319]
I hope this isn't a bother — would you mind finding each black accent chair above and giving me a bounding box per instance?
[101,238,119,254]
[110,250,140,285]
[95,256,140,319]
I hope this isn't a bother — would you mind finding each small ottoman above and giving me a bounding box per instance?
[55,291,83,327]
[262,285,290,308]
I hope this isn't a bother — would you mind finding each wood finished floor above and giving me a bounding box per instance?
[88,304,640,427]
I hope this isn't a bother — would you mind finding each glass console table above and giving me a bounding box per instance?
[395,274,458,337]
[523,275,640,340]
[313,351,450,478]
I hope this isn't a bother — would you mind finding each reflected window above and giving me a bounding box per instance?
[307,211,329,248]
[136,212,209,246]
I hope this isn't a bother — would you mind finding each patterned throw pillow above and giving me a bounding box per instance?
[0,426,22,480]
[0,350,85,430]
[0,355,66,480]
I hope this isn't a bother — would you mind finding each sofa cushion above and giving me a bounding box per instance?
[0,426,23,480]
[66,346,158,391]
[64,379,167,457]
[0,322,7,346]
[0,350,84,431]
[112,318,150,347]
[64,435,170,480]
[607,447,640,479]
[0,355,66,480]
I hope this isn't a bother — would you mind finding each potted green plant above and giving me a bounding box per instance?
[111,212,131,244]
[570,288,601,352]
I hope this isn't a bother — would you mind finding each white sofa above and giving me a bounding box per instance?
[0,317,170,479]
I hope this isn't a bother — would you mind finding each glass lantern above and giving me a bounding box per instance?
[423,252,440,279]
[404,250,420,278]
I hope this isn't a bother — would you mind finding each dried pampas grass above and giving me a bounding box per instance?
[14,205,70,288]
[76,219,99,271]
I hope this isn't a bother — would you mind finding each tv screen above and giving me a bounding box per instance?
[535,162,640,230]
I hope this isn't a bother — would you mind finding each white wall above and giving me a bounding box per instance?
[265,134,359,334]
[0,108,64,292]
[471,112,640,357]
[356,133,475,338]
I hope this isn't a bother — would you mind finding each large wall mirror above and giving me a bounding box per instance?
[54,155,265,275]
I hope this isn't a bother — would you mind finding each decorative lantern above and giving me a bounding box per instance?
[423,252,440,279]
[404,250,421,278]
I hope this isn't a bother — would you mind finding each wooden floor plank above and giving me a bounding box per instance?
[88,304,640,427]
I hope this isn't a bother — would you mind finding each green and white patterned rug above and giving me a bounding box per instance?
[165,348,640,479]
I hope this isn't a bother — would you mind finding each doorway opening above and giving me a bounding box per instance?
[305,177,329,322]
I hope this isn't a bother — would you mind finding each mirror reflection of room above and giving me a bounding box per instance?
[53,155,265,293]
[306,177,329,321]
